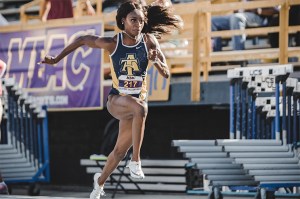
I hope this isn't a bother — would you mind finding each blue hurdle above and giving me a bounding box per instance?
[0,78,50,196]
[172,64,299,199]
[227,64,296,144]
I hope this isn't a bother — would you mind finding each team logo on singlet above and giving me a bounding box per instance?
[120,54,140,76]
[118,53,143,95]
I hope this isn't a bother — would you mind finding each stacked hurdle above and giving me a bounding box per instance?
[228,64,299,144]
[172,64,300,199]
[172,139,297,199]
[0,78,50,196]
[226,64,300,198]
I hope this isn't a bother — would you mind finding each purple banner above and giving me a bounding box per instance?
[0,23,103,110]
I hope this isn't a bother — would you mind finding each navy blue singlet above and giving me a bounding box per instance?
[109,32,149,100]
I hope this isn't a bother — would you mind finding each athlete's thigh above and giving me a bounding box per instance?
[107,95,145,120]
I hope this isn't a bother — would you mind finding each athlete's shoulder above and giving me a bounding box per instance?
[100,34,118,53]
[144,33,158,49]
[145,33,156,43]
[101,34,118,44]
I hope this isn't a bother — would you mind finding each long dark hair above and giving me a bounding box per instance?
[116,1,181,38]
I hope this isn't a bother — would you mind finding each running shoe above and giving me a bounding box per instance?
[89,173,105,199]
[126,160,145,179]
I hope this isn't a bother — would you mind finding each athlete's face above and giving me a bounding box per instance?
[123,9,145,36]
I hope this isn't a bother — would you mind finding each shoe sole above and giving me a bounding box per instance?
[128,170,145,179]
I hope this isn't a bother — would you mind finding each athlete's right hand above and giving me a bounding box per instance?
[39,55,57,65]
[148,48,158,63]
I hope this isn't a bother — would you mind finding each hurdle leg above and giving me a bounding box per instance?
[236,79,242,140]
[293,95,297,143]
[213,186,223,199]
[229,79,236,139]
[282,81,287,145]
[287,90,292,144]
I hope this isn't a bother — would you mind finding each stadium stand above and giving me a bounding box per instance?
[0,0,30,22]
[2,0,299,101]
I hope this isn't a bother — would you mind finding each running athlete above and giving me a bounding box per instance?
[41,1,181,198]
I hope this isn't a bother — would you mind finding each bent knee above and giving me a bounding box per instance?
[113,148,127,160]
[133,103,148,118]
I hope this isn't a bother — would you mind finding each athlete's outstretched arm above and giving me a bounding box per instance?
[41,35,112,65]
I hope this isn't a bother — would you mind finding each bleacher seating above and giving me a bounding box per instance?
[0,0,30,22]
[1,0,300,100]
[172,139,300,199]
[80,157,188,197]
